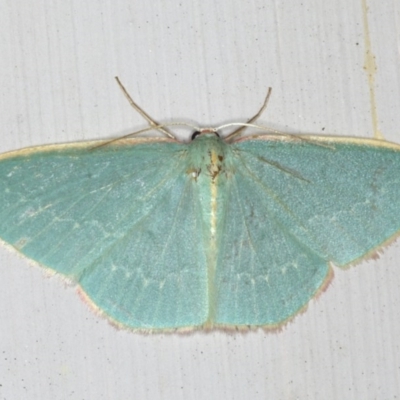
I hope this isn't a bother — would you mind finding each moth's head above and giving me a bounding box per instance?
[191,128,221,141]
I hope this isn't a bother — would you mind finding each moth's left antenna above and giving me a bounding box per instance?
[115,76,175,139]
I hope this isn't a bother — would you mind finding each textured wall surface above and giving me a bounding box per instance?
[0,1,399,399]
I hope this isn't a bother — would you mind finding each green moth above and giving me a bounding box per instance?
[1,83,399,332]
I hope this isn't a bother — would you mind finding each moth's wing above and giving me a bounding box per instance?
[0,140,207,330]
[215,137,400,327]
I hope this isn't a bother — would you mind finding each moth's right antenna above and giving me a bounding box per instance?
[225,87,272,141]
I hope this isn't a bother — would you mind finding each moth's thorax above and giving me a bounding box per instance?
[186,132,232,253]
[186,133,231,182]
[186,133,231,243]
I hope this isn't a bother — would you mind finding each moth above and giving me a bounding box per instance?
[1,78,399,331]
